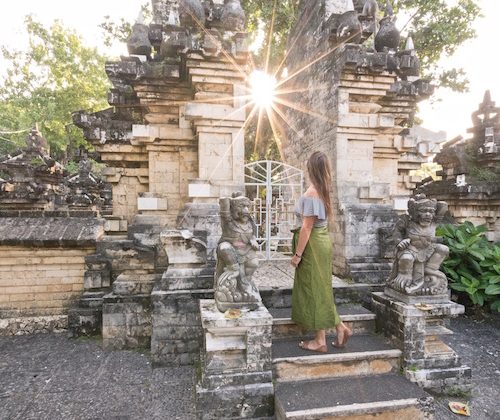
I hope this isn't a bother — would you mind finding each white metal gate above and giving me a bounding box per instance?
[244,160,303,260]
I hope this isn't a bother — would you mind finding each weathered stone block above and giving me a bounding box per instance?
[151,288,213,366]
[102,294,152,350]
[372,292,471,393]
[196,299,274,419]
[196,382,274,420]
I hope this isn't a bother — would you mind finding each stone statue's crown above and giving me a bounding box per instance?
[408,194,437,215]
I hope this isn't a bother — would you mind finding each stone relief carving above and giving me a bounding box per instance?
[386,194,449,296]
[214,192,261,312]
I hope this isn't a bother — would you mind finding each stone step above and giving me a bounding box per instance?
[260,282,384,309]
[274,373,433,419]
[424,325,453,336]
[269,305,376,338]
[273,334,401,382]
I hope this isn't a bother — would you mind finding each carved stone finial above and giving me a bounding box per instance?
[152,0,169,25]
[136,10,146,25]
[384,2,394,17]
[386,194,450,298]
[127,17,152,56]
[471,90,500,127]
[78,157,92,180]
[214,192,261,312]
[221,0,246,32]
[405,36,415,51]
[483,90,492,104]
[374,6,400,52]
[167,3,181,27]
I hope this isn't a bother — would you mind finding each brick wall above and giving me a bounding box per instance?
[0,246,94,318]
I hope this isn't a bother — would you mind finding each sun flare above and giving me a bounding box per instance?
[249,70,277,108]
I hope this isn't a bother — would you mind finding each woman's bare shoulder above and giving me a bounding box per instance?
[303,186,319,198]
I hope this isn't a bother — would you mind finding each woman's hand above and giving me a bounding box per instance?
[291,254,302,268]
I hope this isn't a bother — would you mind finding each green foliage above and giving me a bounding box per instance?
[436,222,500,312]
[469,166,500,182]
[393,0,481,91]
[445,387,472,399]
[65,160,80,175]
[99,3,152,48]
[0,16,110,160]
[66,158,105,176]
[241,0,299,70]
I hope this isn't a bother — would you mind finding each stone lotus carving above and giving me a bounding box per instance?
[214,192,261,312]
[386,194,449,296]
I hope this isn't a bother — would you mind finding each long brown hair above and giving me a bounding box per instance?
[307,151,333,219]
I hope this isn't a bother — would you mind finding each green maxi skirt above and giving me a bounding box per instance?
[292,227,341,330]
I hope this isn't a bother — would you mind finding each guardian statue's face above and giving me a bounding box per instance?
[417,207,435,227]
[231,198,251,222]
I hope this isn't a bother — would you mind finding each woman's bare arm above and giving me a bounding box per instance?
[291,215,316,267]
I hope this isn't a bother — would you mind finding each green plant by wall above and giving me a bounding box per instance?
[436,222,500,312]
[469,166,500,182]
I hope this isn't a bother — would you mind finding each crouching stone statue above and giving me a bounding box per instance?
[387,194,449,296]
[214,192,261,312]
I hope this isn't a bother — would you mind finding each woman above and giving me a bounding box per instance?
[290,151,352,352]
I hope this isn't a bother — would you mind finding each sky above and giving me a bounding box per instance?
[0,0,497,142]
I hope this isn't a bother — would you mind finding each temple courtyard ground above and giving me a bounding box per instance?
[1,262,499,419]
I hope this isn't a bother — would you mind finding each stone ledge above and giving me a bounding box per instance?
[0,217,104,247]
[0,315,67,336]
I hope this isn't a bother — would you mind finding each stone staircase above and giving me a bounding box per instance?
[269,304,435,419]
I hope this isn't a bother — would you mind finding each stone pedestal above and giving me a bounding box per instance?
[372,292,471,393]
[196,299,274,419]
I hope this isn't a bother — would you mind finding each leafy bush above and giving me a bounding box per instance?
[436,222,500,312]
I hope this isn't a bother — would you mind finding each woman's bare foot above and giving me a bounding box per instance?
[298,340,327,353]
[332,324,353,348]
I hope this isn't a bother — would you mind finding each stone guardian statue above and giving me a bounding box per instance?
[214,192,261,312]
[386,194,449,296]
